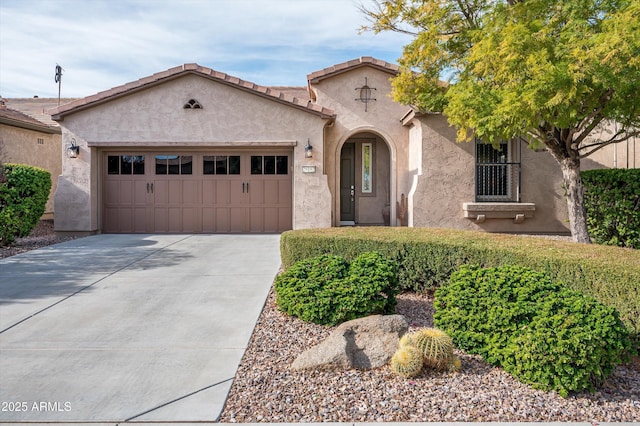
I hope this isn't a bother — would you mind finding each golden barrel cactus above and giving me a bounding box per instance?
[413,328,454,371]
[390,345,423,378]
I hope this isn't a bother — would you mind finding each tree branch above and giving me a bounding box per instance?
[455,0,475,27]
[574,88,614,140]
[357,1,420,36]
[578,129,639,158]
[572,114,605,148]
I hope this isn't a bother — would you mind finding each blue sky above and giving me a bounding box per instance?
[0,0,413,99]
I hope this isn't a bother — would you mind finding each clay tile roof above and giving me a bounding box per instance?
[0,103,61,134]
[307,56,400,84]
[51,64,335,121]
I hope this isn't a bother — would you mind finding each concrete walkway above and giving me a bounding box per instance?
[0,234,281,423]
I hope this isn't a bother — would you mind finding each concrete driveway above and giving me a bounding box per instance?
[0,234,281,423]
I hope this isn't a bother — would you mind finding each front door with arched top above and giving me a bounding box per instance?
[338,134,391,226]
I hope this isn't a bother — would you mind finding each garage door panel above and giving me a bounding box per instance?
[105,179,146,205]
[133,207,148,232]
[117,209,132,232]
[105,181,121,204]
[261,181,278,204]
[153,208,169,233]
[104,207,117,232]
[249,181,265,204]
[215,208,229,232]
[153,181,169,204]
[279,207,291,233]
[104,151,291,233]
[279,180,292,204]
[202,207,215,232]
[122,182,136,205]
[113,207,147,233]
[229,180,244,204]
[181,208,197,233]
[263,207,278,233]
[229,207,246,232]
[249,207,264,232]
[169,181,182,203]
[168,207,181,232]
[215,180,231,204]
[203,181,216,205]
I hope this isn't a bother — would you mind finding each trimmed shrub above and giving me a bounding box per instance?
[434,265,631,397]
[274,251,399,325]
[280,228,640,342]
[582,168,640,249]
[433,265,561,363]
[0,164,51,246]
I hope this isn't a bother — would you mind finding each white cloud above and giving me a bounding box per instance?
[0,0,412,98]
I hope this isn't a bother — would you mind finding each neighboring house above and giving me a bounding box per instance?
[0,98,63,219]
[49,57,638,235]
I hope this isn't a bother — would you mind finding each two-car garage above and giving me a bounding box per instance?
[51,64,335,235]
[103,150,292,233]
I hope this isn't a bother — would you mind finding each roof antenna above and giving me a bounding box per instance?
[54,64,63,105]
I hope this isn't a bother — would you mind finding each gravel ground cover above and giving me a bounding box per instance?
[0,220,76,259]
[220,289,640,423]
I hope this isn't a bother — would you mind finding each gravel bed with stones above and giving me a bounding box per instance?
[220,289,640,423]
[0,220,77,259]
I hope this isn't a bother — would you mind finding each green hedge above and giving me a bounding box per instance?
[280,227,640,342]
[0,163,51,246]
[582,168,640,249]
[275,252,399,325]
[434,265,631,397]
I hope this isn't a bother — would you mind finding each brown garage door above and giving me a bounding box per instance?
[103,151,292,233]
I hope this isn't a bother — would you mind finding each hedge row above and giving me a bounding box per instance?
[0,163,51,246]
[280,227,640,341]
[582,168,640,249]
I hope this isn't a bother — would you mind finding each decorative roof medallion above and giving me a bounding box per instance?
[355,77,376,112]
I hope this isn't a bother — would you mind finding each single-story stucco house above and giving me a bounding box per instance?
[49,57,638,235]
[0,98,63,219]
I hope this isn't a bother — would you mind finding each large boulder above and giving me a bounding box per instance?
[291,314,408,371]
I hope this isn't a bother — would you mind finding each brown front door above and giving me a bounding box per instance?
[103,151,291,233]
[340,143,355,223]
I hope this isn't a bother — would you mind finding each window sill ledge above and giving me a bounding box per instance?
[463,202,536,224]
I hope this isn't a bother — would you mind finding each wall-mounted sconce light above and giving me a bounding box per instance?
[66,138,80,158]
[305,139,313,158]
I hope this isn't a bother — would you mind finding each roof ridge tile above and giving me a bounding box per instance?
[307,56,399,83]
[51,63,335,120]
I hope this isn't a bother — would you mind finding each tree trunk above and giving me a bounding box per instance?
[560,158,592,243]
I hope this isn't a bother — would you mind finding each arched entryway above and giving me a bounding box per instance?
[338,132,392,226]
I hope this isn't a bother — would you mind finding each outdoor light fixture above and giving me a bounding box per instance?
[67,138,80,158]
[304,139,313,158]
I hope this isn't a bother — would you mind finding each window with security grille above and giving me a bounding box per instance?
[475,138,521,202]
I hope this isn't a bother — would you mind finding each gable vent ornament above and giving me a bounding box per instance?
[355,77,376,112]
[183,99,202,109]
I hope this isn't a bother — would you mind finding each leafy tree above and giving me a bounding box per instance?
[361,0,640,242]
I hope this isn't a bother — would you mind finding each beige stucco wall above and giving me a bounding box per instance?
[0,124,61,218]
[54,73,332,233]
[581,122,639,170]
[409,114,570,234]
[312,66,412,226]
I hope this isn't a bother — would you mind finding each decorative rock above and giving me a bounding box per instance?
[291,314,408,371]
